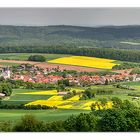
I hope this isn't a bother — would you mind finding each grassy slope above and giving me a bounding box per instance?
[89,83,140,107]
[0,109,90,122]
[2,89,52,105]
[0,53,71,61]
[1,83,140,122]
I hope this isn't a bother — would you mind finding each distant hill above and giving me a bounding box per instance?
[0,25,140,49]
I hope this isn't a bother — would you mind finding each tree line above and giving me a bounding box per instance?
[0,45,140,62]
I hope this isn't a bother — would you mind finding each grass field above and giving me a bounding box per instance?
[2,89,52,105]
[48,56,117,69]
[0,53,70,61]
[0,109,90,122]
[1,82,140,122]
[22,90,58,95]
[0,62,19,66]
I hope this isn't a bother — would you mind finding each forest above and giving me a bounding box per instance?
[0,25,140,50]
[0,45,140,62]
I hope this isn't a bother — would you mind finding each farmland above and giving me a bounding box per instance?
[1,81,140,123]
[0,53,105,72]
[0,52,140,131]
[48,56,117,69]
[0,53,70,61]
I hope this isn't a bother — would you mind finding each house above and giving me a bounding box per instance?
[0,93,5,98]
[1,67,11,79]
[58,91,68,95]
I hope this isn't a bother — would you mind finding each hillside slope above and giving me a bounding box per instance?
[0,25,140,49]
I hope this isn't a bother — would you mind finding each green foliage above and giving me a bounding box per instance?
[0,104,57,110]
[112,62,140,70]
[63,90,76,100]
[56,84,66,92]
[0,83,12,96]
[1,45,140,62]
[124,109,140,131]
[99,109,128,132]
[113,84,135,90]
[96,89,113,95]
[111,97,123,108]
[58,79,69,86]
[80,88,95,100]
[44,121,65,132]
[13,115,44,132]
[0,121,13,132]
[130,68,140,74]
[64,113,98,132]
[28,55,46,62]
[63,115,77,131]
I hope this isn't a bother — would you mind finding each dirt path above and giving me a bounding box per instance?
[0,60,102,72]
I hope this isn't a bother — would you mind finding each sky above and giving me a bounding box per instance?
[0,8,140,26]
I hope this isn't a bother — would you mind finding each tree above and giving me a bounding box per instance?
[99,109,127,132]
[105,79,109,85]
[64,113,98,132]
[124,109,140,131]
[63,115,77,131]
[80,88,95,100]
[13,115,44,132]
[28,55,46,62]
[75,113,97,132]
[44,121,65,132]
[0,83,12,96]
[121,100,135,110]
[111,97,123,108]
[99,98,108,110]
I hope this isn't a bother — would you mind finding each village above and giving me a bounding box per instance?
[0,63,140,86]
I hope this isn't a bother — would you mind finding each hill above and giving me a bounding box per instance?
[1,25,140,49]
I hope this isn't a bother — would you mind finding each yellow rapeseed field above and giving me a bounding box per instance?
[48,56,116,69]
[67,95,80,101]
[23,90,58,95]
[25,96,113,110]
[47,95,63,101]
[25,89,113,110]
[25,100,70,107]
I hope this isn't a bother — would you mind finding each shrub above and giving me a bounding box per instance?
[28,55,46,62]
[80,88,95,100]
[0,83,12,96]
[13,115,44,132]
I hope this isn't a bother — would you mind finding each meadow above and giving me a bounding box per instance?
[0,53,70,61]
[1,81,140,122]
[0,109,90,122]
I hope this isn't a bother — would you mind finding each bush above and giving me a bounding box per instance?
[28,55,46,62]
[113,84,135,90]
[64,113,98,132]
[96,89,113,95]
[99,109,128,132]
[63,90,76,100]
[0,104,57,110]
[13,115,44,132]
[80,88,95,100]
[0,83,12,96]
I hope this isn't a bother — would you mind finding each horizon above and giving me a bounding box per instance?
[0,24,140,27]
[0,8,140,26]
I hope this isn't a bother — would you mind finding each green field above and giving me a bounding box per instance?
[1,82,140,122]
[0,109,90,122]
[2,89,52,105]
[0,53,71,61]
[0,62,19,66]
